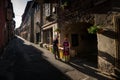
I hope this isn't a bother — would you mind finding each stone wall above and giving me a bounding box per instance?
[60,22,97,57]
[34,8,40,43]
[96,13,116,75]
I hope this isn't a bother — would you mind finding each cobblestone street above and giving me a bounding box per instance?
[0,36,115,80]
[0,0,120,80]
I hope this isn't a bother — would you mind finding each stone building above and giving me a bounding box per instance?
[49,0,120,78]
[61,0,119,78]
[33,2,41,44]
[32,0,59,49]
[20,1,42,44]
[6,0,15,41]
[41,1,58,49]
[19,0,120,78]
[93,0,120,78]
[0,0,15,54]
[31,0,97,60]
[20,1,34,42]
[58,0,97,58]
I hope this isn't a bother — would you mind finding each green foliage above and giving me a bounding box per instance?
[87,25,99,34]
[61,1,68,10]
[54,28,61,33]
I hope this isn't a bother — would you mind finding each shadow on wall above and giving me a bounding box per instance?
[98,50,115,66]
[98,50,120,79]
[101,29,116,39]
[60,57,113,80]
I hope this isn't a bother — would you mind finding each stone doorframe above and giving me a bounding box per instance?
[114,16,120,71]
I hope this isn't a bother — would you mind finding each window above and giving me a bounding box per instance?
[71,34,79,47]
[45,3,50,16]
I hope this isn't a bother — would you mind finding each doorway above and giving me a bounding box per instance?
[36,32,40,44]
[115,18,120,70]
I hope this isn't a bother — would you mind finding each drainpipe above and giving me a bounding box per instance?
[40,4,43,44]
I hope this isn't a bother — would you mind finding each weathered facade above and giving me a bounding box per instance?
[20,1,42,43]
[19,0,120,78]
[55,0,120,78]
[32,0,97,58]
[41,2,58,49]
[41,0,120,78]
[58,0,97,58]
[30,1,58,48]
[6,0,15,41]
[0,0,6,54]
[94,0,120,78]
[0,0,15,54]
[33,2,41,43]
[20,1,34,42]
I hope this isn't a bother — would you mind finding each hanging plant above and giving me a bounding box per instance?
[87,25,103,34]
[46,15,51,20]
[46,15,54,21]
[54,28,61,33]
[61,1,68,10]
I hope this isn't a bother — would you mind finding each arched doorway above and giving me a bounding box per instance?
[60,22,98,64]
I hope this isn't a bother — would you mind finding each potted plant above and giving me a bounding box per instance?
[87,25,103,34]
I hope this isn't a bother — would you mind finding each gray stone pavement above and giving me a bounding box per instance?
[0,36,115,80]
[30,40,115,80]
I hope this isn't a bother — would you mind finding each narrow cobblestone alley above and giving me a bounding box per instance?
[0,36,71,80]
[0,0,120,80]
[0,36,116,80]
